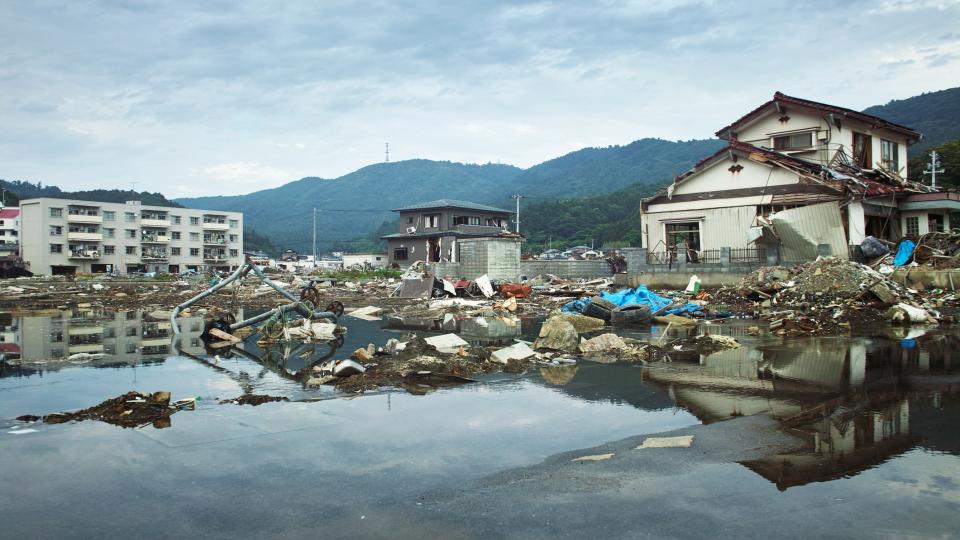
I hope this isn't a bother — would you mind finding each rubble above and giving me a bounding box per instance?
[534,317,579,352]
[32,391,190,429]
[490,342,537,364]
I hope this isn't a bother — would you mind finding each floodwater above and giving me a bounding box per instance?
[1,309,958,538]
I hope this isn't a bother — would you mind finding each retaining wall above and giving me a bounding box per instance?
[520,260,613,279]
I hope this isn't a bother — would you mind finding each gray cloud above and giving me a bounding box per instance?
[1,0,958,195]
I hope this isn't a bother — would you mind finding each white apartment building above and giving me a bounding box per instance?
[0,208,19,260]
[19,198,243,275]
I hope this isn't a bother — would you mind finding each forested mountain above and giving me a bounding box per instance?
[0,179,181,208]
[176,140,718,254]
[863,86,960,156]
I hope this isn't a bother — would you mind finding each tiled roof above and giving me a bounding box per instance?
[716,91,922,141]
[393,199,512,214]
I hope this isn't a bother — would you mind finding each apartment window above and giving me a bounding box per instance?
[229,234,237,242]
[230,249,238,257]
[49,225,62,236]
[172,215,181,225]
[171,247,181,256]
[905,216,919,236]
[104,245,115,255]
[425,214,440,228]
[665,221,701,251]
[49,207,63,218]
[171,231,181,240]
[881,139,899,172]
[189,232,200,241]
[229,219,238,229]
[124,212,136,222]
[125,229,137,239]
[853,132,872,168]
[126,311,137,320]
[190,248,199,256]
[393,248,408,261]
[190,217,199,225]
[126,327,138,337]
[49,330,63,342]
[125,246,137,255]
[103,228,115,238]
[49,243,63,253]
[773,132,813,150]
[103,211,116,221]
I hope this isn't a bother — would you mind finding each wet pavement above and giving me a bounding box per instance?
[1,309,958,538]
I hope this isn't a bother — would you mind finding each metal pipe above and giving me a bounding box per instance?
[171,262,250,334]
[248,259,300,303]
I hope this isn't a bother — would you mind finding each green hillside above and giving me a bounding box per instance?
[863,86,960,156]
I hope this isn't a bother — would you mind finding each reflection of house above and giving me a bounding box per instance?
[640,92,953,262]
[382,199,516,265]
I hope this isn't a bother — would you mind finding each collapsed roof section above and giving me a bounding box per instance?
[715,91,923,143]
[641,140,935,210]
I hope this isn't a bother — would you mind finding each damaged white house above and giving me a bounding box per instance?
[640,92,958,262]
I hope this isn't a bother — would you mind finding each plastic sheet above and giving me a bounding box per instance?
[562,285,702,316]
[893,239,915,267]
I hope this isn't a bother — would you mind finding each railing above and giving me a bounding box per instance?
[730,247,766,262]
[646,250,676,265]
[692,249,721,264]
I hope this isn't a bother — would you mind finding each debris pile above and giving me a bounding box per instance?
[20,391,194,429]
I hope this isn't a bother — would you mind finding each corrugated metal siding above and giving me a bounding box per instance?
[770,201,848,262]
[643,205,758,250]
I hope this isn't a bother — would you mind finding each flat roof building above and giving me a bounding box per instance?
[19,198,243,275]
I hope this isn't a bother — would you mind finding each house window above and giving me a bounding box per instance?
[50,208,63,218]
[453,216,467,226]
[407,217,414,224]
[485,218,502,227]
[881,139,899,172]
[125,246,137,255]
[905,216,919,236]
[124,212,136,222]
[103,211,115,221]
[104,245,115,255]
[665,221,701,251]
[190,248,199,256]
[171,247,181,256]
[853,132,872,168]
[393,248,408,261]
[190,217,199,225]
[425,214,440,228]
[103,228,115,238]
[49,225,62,236]
[929,214,945,233]
[50,243,63,253]
[773,132,813,151]
[125,229,137,239]
[189,232,200,241]
[172,216,181,225]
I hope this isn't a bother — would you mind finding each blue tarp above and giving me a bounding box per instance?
[893,240,915,268]
[562,285,703,316]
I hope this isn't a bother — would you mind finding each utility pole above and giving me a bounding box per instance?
[511,194,523,233]
[924,150,945,189]
[385,142,390,163]
[130,181,139,192]
[312,208,317,266]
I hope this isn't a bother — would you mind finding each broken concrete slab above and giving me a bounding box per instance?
[636,435,694,449]
[423,333,469,353]
[490,342,536,364]
[578,333,629,354]
[348,305,384,321]
[559,313,606,333]
[572,453,614,462]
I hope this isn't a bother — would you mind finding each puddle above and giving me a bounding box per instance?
[1,309,958,537]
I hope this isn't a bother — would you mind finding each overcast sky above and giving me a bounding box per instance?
[1,0,958,197]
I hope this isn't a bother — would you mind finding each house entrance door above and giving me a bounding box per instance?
[428,237,440,262]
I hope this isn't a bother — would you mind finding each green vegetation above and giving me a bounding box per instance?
[243,228,279,256]
[310,268,402,281]
[863,86,960,157]
[0,179,181,207]
[908,139,960,189]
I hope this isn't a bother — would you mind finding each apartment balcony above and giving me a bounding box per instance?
[69,343,105,354]
[453,224,509,236]
[202,221,230,231]
[141,253,169,261]
[67,214,102,224]
[140,337,170,347]
[68,326,104,336]
[203,254,228,262]
[67,232,102,241]
[141,218,170,228]
[203,237,228,245]
[68,250,101,259]
[140,236,170,244]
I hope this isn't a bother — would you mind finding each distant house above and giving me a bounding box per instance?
[640,91,956,262]
[244,250,271,267]
[341,252,387,269]
[382,199,515,265]
[538,248,562,260]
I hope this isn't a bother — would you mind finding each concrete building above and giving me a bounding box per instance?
[382,199,515,265]
[0,208,20,264]
[639,92,954,264]
[341,252,387,269]
[19,198,243,275]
